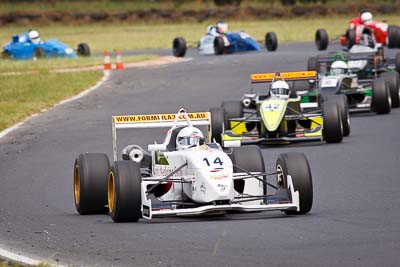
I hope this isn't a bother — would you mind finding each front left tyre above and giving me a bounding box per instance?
[74,153,110,214]
[276,153,313,215]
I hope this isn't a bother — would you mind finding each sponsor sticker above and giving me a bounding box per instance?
[113,112,208,124]
[251,71,316,82]
[321,78,338,88]
[142,205,150,217]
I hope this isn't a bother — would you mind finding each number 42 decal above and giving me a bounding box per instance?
[203,157,223,166]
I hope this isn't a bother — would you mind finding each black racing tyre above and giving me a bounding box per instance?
[222,101,243,130]
[396,53,400,74]
[210,107,225,144]
[172,37,187,57]
[322,101,343,143]
[325,95,350,137]
[380,72,400,108]
[108,161,142,222]
[33,47,45,59]
[74,153,110,215]
[276,153,313,215]
[346,29,356,49]
[229,146,266,196]
[315,28,328,50]
[1,51,11,59]
[307,56,319,72]
[387,25,400,49]
[77,42,91,56]
[214,36,225,55]
[265,32,278,52]
[372,78,391,114]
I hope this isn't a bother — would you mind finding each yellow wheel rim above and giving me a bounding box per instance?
[108,172,115,213]
[74,164,80,206]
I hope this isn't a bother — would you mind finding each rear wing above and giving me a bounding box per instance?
[316,52,379,64]
[251,71,317,83]
[112,109,211,161]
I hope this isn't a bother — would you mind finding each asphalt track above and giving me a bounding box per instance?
[1,42,400,267]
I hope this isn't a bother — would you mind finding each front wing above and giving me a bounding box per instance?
[221,115,323,145]
[140,174,299,220]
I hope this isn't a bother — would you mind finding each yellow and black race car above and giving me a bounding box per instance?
[210,71,345,146]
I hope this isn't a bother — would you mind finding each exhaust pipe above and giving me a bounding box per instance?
[122,145,152,167]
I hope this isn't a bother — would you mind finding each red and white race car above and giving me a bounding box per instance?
[315,11,400,50]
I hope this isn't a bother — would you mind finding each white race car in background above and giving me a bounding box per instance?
[172,25,278,57]
[73,109,313,222]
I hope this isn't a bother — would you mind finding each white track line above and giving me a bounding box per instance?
[0,247,42,266]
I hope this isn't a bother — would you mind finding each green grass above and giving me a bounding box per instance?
[0,54,157,73]
[1,15,400,53]
[0,71,101,131]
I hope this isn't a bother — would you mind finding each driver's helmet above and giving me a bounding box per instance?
[361,11,373,24]
[176,127,205,150]
[330,60,348,75]
[270,80,290,99]
[216,21,229,34]
[28,30,40,44]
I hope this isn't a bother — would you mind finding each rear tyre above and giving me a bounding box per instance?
[380,72,400,108]
[108,161,142,222]
[77,43,90,56]
[276,153,313,215]
[307,56,319,72]
[265,32,278,51]
[214,36,225,55]
[229,146,266,196]
[372,78,391,114]
[222,101,243,130]
[172,37,187,57]
[396,53,400,74]
[387,25,400,49]
[33,47,45,59]
[210,107,225,144]
[322,101,343,143]
[325,95,350,136]
[74,153,110,215]
[345,29,356,49]
[315,28,328,50]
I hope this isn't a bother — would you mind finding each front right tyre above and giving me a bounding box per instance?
[276,153,313,215]
[322,101,343,143]
[108,161,142,222]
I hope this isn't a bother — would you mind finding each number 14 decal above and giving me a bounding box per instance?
[203,157,223,166]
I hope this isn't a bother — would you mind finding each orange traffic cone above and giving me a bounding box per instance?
[103,51,111,70]
[115,50,124,70]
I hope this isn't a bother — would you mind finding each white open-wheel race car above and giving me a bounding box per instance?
[73,109,313,222]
